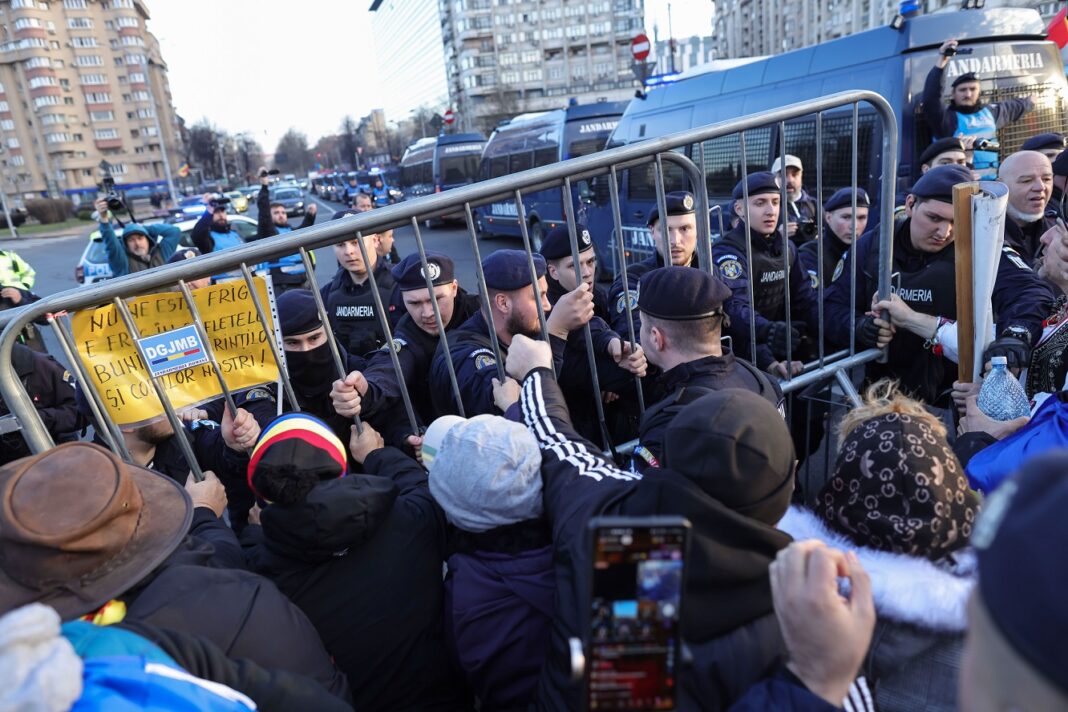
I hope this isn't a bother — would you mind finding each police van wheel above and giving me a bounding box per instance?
[529,220,545,252]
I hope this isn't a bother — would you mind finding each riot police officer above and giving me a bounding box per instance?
[1020,132,1065,163]
[632,266,781,472]
[320,228,396,358]
[824,164,1055,406]
[607,191,700,338]
[713,172,818,379]
[798,187,870,290]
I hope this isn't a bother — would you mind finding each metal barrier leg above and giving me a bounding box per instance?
[608,165,645,415]
[240,264,302,413]
[464,204,507,385]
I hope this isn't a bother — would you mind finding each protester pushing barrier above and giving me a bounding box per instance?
[0,91,897,467]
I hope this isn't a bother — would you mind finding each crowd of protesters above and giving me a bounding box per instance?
[3,36,1068,712]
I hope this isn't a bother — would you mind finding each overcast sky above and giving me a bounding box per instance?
[148,1,713,153]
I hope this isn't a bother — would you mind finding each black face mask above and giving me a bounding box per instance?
[286,342,333,389]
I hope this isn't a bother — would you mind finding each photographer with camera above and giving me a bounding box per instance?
[771,154,819,246]
[95,197,181,277]
[189,192,243,255]
[923,38,1034,178]
[252,166,317,294]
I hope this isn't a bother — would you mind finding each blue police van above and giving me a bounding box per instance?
[476,100,629,248]
[399,132,486,224]
[584,7,1068,277]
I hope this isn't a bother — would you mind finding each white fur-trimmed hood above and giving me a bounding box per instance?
[778,506,976,632]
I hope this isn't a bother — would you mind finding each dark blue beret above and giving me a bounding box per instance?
[647,191,695,226]
[1054,149,1068,177]
[637,266,730,320]
[732,171,780,201]
[540,224,593,260]
[951,72,979,88]
[910,164,973,203]
[919,137,966,167]
[482,249,546,291]
[823,188,870,213]
[166,246,202,265]
[976,451,1068,695]
[277,289,322,337]
[1021,132,1065,152]
[391,251,455,291]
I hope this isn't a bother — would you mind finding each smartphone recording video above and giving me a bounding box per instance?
[586,516,690,711]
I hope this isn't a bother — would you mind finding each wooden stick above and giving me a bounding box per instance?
[954,183,979,383]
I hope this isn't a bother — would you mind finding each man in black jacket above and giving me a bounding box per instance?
[999,150,1056,268]
[242,416,468,711]
[505,334,796,712]
[251,167,317,294]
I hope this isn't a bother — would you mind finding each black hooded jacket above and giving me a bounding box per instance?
[519,369,792,712]
[242,447,467,711]
[118,508,351,704]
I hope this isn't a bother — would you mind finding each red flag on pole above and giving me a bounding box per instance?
[1048,6,1068,49]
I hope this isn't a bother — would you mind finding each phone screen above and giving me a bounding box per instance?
[587,520,689,711]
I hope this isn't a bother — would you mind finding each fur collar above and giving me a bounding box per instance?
[778,506,975,632]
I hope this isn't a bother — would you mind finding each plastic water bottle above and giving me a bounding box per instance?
[977,356,1030,421]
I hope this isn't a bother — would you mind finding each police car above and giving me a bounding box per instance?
[75,215,259,284]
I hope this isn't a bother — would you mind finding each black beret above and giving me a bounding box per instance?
[482,249,546,291]
[391,251,455,292]
[919,137,966,167]
[540,224,593,260]
[637,266,730,320]
[1021,132,1065,152]
[976,452,1068,695]
[732,171,780,201]
[166,246,201,265]
[951,72,979,88]
[647,191,695,226]
[823,188,870,213]
[277,289,323,337]
[1053,149,1068,177]
[910,164,973,203]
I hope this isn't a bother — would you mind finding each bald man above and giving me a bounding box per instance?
[999,150,1055,268]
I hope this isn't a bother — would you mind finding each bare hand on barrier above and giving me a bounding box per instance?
[492,376,521,413]
[951,380,980,417]
[770,540,876,707]
[1038,220,1068,295]
[406,434,423,465]
[307,203,317,218]
[0,287,21,304]
[767,360,803,380]
[185,470,227,518]
[608,338,648,377]
[248,502,262,526]
[222,407,260,453]
[349,422,384,465]
[505,334,553,382]
[331,371,367,419]
[960,395,1030,440]
[546,283,594,338]
[179,407,210,424]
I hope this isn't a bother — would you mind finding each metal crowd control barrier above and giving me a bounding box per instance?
[0,90,896,464]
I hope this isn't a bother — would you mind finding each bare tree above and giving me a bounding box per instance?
[477,84,522,135]
[274,128,312,175]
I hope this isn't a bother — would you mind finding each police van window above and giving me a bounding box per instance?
[694,127,772,198]
[988,81,1066,155]
[440,154,480,184]
[626,159,687,202]
[782,113,875,200]
[487,155,509,179]
[510,151,533,173]
[532,146,557,167]
[566,137,604,159]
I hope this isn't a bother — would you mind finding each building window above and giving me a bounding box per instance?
[45,132,71,143]
[80,74,107,85]
[6,138,18,148]
[71,37,98,48]
[127,72,145,83]
[105,20,115,30]
[63,0,88,8]
[124,53,145,65]
[94,128,118,139]
[111,0,134,7]
[10,156,25,167]
[67,17,93,30]
[63,96,75,104]
[14,18,42,30]
[28,76,57,89]
[130,90,149,101]
[74,55,103,67]
[109,162,127,174]
[116,16,138,29]
[523,69,542,82]
[84,92,111,103]
[23,57,50,70]
[0,120,14,131]
[39,113,64,125]
[59,78,69,89]
[89,109,114,121]
[136,107,154,118]
[120,35,144,47]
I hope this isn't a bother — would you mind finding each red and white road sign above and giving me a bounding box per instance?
[631,34,651,61]
[443,108,456,125]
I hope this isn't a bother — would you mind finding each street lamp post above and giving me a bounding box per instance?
[143,58,178,205]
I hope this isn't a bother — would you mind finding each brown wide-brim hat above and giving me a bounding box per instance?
[0,442,192,620]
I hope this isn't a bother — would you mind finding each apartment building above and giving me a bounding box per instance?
[439,0,646,133]
[712,0,1064,59]
[0,0,180,198]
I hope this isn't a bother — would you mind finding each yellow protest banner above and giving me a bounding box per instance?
[71,276,282,426]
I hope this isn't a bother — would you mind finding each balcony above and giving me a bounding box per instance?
[94,138,123,150]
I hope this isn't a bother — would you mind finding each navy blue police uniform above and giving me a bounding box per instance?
[359,252,480,434]
[798,188,870,290]
[824,164,1055,405]
[1,343,84,465]
[321,254,396,359]
[713,172,817,371]
[633,266,783,472]
[607,191,701,338]
[430,250,565,417]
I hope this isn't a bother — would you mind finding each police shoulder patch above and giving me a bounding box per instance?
[615,289,639,314]
[718,258,743,281]
[190,419,219,431]
[61,370,74,386]
[808,271,819,290]
[832,258,846,283]
[1002,246,1032,272]
[381,337,407,353]
[470,348,496,370]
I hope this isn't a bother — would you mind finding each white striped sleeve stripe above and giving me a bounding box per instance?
[144,662,257,709]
